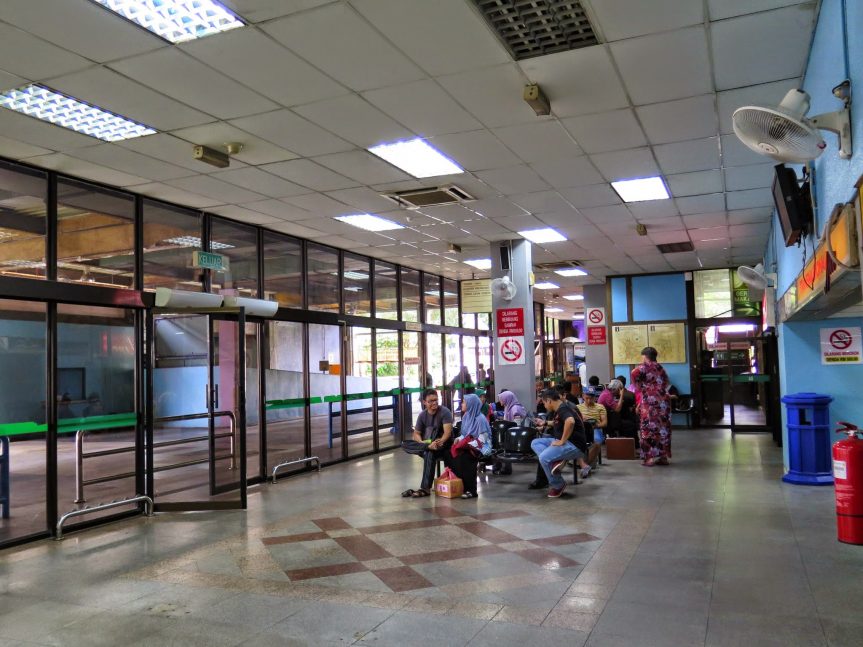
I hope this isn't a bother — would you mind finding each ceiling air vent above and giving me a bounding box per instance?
[383,185,475,209]
[534,261,582,272]
[473,0,599,61]
[657,242,695,253]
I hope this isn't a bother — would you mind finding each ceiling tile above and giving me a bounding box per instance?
[0,69,26,94]
[708,0,806,22]
[590,148,660,181]
[132,181,221,209]
[429,130,522,172]
[688,225,729,240]
[519,46,629,118]
[590,0,704,40]
[262,3,424,91]
[170,122,297,165]
[559,184,622,209]
[493,121,582,163]
[166,175,267,204]
[627,200,680,219]
[363,80,481,137]
[654,137,721,174]
[721,134,770,167]
[223,0,338,23]
[49,67,212,132]
[324,187,397,213]
[211,167,310,198]
[683,212,729,228]
[510,191,571,214]
[637,215,684,230]
[261,159,358,191]
[727,207,772,224]
[25,153,149,188]
[0,22,91,79]
[241,198,315,222]
[730,222,772,237]
[637,94,719,144]
[726,188,773,209]
[530,156,604,188]
[230,109,351,157]
[538,210,591,228]
[284,192,353,216]
[208,204,282,225]
[667,169,724,197]
[676,193,726,214]
[437,64,539,128]
[110,49,278,120]
[352,0,510,76]
[268,220,329,239]
[0,108,99,151]
[693,237,731,249]
[468,197,528,220]
[0,134,52,159]
[580,205,633,224]
[724,162,776,191]
[0,0,164,62]
[293,95,412,148]
[717,79,800,134]
[649,230,692,244]
[71,144,194,182]
[562,109,647,154]
[611,26,712,105]
[711,5,815,90]
[314,150,410,185]
[474,166,550,195]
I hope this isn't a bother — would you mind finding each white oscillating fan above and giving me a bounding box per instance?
[732,86,852,163]
[737,263,770,301]
[490,275,517,301]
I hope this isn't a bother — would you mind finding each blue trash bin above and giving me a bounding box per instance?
[781,392,834,485]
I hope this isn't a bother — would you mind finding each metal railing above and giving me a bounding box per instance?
[56,495,153,540]
[75,411,237,503]
[271,455,321,483]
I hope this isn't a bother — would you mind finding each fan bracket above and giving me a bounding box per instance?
[810,107,852,159]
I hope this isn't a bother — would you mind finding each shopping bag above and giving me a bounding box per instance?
[434,468,463,498]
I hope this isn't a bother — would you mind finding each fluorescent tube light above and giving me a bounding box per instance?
[335,214,404,232]
[464,258,492,270]
[573,314,585,320]
[164,236,234,250]
[554,267,588,277]
[563,295,584,301]
[611,176,670,202]
[533,282,559,290]
[0,84,156,142]
[518,228,567,244]
[342,271,369,281]
[545,307,564,313]
[91,0,244,43]
[368,138,463,178]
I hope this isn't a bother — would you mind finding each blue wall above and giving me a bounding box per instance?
[631,274,688,321]
[610,278,629,322]
[764,0,863,469]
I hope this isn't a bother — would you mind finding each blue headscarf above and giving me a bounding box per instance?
[459,393,491,439]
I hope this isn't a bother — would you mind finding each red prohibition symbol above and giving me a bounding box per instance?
[588,310,603,324]
[501,338,523,361]
[830,329,853,350]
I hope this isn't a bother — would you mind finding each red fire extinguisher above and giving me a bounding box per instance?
[834,421,863,545]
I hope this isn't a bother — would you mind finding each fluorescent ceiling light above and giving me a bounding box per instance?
[554,267,588,277]
[368,138,463,178]
[563,294,584,301]
[342,271,369,281]
[573,314,585,320]
[717,324,757,333]
[91,0,244,43]
[518,228,567,244]
[164,236,233,250]
[611,176,670,202]
[335,214,404,232]
[545,307,564,313]
[464,258,492,270]
[533,282,559,290]
[0,84,156,142]
[344,286,363,292]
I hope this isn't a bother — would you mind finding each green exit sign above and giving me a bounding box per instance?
[193,251,228,272]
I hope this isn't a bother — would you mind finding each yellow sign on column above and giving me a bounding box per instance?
[460,279,492,313]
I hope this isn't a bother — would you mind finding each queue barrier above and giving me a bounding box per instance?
[0,436,9,519]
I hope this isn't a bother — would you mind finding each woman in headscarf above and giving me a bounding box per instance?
[498,390,527,422]
[631,346,672,466]
[450,393,491,498]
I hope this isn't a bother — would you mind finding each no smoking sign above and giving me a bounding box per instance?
[498,336,525,365]
[821,326,861,364]
[587,307,605,326]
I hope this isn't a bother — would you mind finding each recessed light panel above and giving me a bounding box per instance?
[164,236,233,250]
[554,267,588,277]
[563,294,584,301]
[368,139,463,178]
[518,228,567,244]
[573,314,585,320]
[0,84,156,142]
[464,258,492,270]
[545,307,564,313]
[533,282,559,290]
[335,214,404,232]
[611,176,670,202]
[91,0,244,43]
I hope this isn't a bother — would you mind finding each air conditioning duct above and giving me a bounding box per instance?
[155,288,223,308]
[223,296,278,318]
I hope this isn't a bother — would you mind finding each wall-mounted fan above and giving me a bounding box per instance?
[737,263,771,301]
[491,275,517,301]
[732,85,852,163]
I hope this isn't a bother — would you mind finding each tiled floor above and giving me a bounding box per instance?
[1,429,860,646]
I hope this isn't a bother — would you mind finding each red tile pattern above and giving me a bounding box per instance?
[261,531,329,545]
[333,535,392,561]
[371,566,434,592]
[312,517,352,531]
[530,532,599,546]
[286,561,368,581]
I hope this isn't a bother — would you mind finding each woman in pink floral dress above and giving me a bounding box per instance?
[630,346,672,466]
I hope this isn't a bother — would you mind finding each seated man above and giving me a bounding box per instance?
[401,388,453,498]
[599,378,638,439]
[530,388,591,498]
[577,386,607,435]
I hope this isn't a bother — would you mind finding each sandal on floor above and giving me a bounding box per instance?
[642,458,655,467]
[411,489,430,498]
[401,489,416,498]
[460,492,476,499]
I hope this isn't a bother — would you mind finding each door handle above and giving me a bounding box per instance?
[214,384,219,410]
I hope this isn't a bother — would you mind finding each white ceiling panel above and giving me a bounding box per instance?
[475,166,550,196]
[538,210,592,228]
[727,208,773,224]
[716,79,800,134]
[363,80,482,137]
[724,163,776,191]
[314,150,410,185]
[562,109,647,154]
[181,28,347,107]
[730,222,772,237]
[654,137,721,174]
[688,225,729,240]
[683,212,729,228]
[170,122,297,166]
[0,22,91,80]
[293,95,412,149]
[0,0,165,62]
[241,199,315,222]
[120,134,237,172]
[493,121,582,163]
[649,230,691,245]
[284,192,354,216]
[589,0,704,40]
[262,159,358,191]
[323,187,397,214]
[711,5,815,90]
[590,148,660,181]
[211,167,310,198]
[262,3,424,92]
[25,153,149,188]
[437,64,539,129]
[559,184,621,209]
[352,0,509,76]
[639,216,684,230]
[132,181,222,208]
[726,188,773,209]
[166,175,267,205]
[0,108,100,152]
[611,26,712,105]
[268,221,329,239]
[720,134,769,167]
[429,130,522,172]
[70,144,194,182]
[510,191,572,214]
[693,237,730,249]
[519,46,629,118]
[468,197,528,220]
[708,0,807,22]
[637,94,719,144]
[0,69,26,94]
[229,109,351,157]
[580,205,633,224]
[223,0,338,23]
[667,169,724,197]
[49,67,212,132]
[627,200,680,220]
[530,156,604,188]
[0,134,51,159]
[676,193,726,214]
[208,205,282,225]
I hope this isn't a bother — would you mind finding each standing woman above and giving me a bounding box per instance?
[450,394,492,498]
[631,346,672,466]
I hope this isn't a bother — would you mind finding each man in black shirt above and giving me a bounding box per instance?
[530,388,590,497]
[401,388,453,497]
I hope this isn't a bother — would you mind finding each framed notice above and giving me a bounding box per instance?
[647,323,686,364]
[461,279,492,313]
[612,324,648,365]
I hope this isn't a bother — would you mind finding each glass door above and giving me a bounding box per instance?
[147,309,246,511]
[727,336,774,433]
